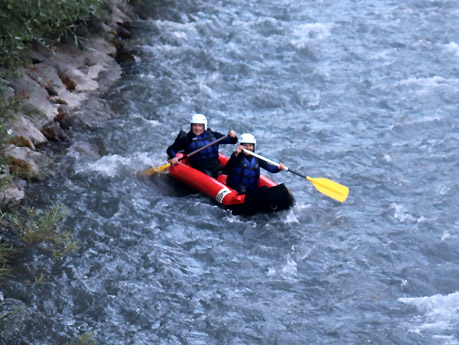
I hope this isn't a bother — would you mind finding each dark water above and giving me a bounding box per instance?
[3,0,459,344]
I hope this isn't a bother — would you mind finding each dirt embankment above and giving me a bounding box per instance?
[0,0,137,209]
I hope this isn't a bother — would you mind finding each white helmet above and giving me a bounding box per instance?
[239,133,256,145]
[190,113,207,130]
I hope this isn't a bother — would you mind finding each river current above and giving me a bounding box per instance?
[4,0,459,344]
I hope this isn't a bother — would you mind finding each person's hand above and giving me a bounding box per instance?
[279,163,287,170]
[228,130,237,138]
[235,145,243,156]
[170,157,179,166]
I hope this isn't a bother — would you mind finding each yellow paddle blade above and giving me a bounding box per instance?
[136,162,171,176]
[306,176,349,202]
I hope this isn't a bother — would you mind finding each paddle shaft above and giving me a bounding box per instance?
[177,134,229,162]
[242,149,349,202]
[243,149,307,176]
[137,134,230,176]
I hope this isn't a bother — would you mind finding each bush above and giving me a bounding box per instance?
[11,204,79,258]
[64,333,98,345]
[0,90,18,147]
[0,0,104,68]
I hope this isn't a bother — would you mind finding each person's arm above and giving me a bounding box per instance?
[259,159,284,173]
[222,152,240,175]
[167,131,190,166]
[167,130,188,158]
[210,129,238,144]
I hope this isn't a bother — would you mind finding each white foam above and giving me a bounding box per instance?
[266,254,298,281]
[283,209,299,224]
[144,119,161,127]
[398,76,459,88]
[444,42,459,57]
[390,203,417,223]
[399,291,459,339]
[281,257,298,279]
[441,232,454,241]
[75,152,166,177]
[295,202,313,210]
[383,154,392,163]
[223,213,257,227]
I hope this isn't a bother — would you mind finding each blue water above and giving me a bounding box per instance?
[3,0,459,344]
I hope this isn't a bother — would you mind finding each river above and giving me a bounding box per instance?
[4,0,459,344]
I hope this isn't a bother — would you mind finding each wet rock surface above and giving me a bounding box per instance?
[0,0,137,209]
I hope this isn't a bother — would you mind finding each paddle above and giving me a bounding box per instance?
[136,135,229,176]
[242,149,349,202]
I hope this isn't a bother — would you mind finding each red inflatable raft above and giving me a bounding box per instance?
[169,153,294,214]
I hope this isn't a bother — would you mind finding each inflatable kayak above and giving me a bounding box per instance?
[169,153,294,215]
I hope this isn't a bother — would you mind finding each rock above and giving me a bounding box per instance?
[49,97,68,105]
[66,141,100,160]
[40,121,70,141]
[106,0,132,26]
[115,42,136,64]
[67,97,113,129]
[47,38,120,93]
[117,24,132,40]
[0,186,25,209]
[5,145,52,181]
[28,40,53,63]
[45,85,58,96]
[7,136,34,150]
[12,116,48,148]
[9,75,58,121]
[40,127,55,140]
[0,0,134,210]
[27,63,68,97]
[59,72,77,91]
[1,85,14,100]
[54,108,72,130]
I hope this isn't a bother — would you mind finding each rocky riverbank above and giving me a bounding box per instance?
[0,0,136,209]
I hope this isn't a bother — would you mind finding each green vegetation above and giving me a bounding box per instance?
[24,272,47,286]
[13,204,79,257]
[0,0,105,68]
[0,204,79,279]
[0,241,14,281]
[0,204,79,335]
[0,0,111,184]
[0,307,23,328]
[0,90,19,149]
[64,333,98,345]
[0,212,15,281]
[0,92,21,188]
[0,0,100,272]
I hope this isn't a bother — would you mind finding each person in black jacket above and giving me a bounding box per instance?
[223,133,286,193]
[167,114,237,177]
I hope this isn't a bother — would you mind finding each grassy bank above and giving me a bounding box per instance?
[0,0,106,69]
[0,0,110,181]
